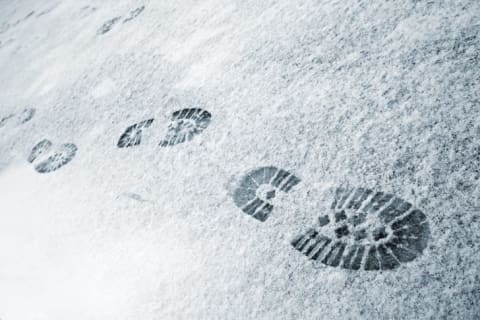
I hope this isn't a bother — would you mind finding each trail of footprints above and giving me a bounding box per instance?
[0,1,454,276]
[16,105,429,271]
[117,118,154,148]
[1,107,78,174]
[22,106,211,174]
[22,107,211,174]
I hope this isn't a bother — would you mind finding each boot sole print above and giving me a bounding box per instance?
[291,187,430,271]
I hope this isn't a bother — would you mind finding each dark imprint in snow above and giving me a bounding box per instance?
[233,166,301,222]
[291,187,430,271]
[18,108,35,124]
[24,11,35,20]
[34,143,77,173]
[97,16,122,35]
[123,6,145,23]
[28,139,52,163]
[159,108,211,147]
[0,114,15,128]
[0,108,35,128]
[117,119,154,148]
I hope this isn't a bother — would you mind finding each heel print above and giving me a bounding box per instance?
[233,166,301,222]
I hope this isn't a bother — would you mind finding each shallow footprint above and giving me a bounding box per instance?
[27,139,52,163]
[34,143,77,173]
[291,187,430,271]
[117,118,154,148]
[232,166,301,222]
[97,16,122,35]
[123,6,145,23]
[17,108,35,124]
[159,108,211,147]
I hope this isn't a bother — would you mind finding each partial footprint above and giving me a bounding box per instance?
[27,140,77,173]
[0,38,14,50]
[27,139,52,163]
[123,6,145,23]
[233,166,301,222]
[159,108,211,147]
[97,6,144,35]
[0,113,15,128]
[97,16,122,35]
[291,187,430,271]
[117,118,154,148]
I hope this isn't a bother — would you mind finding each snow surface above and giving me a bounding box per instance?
[0,0,479,319]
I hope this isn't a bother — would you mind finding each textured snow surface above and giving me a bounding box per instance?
[0,0,479,319]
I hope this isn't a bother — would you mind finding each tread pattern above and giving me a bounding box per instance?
[233,166,301,222]
[291,187,430,270]
[117,118,154,148]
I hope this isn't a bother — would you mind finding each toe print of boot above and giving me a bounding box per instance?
[291,187,430,271]
[233,166,301,222]
[159,108,211,147]
[27,140,77,173]
[117,118,154,148]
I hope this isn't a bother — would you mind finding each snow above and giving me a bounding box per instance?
[0,0,479,319]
